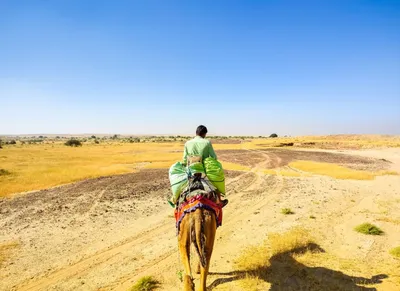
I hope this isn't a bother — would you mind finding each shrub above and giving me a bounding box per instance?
[354,223,383,235]
[65,139,82,147]
[94,140,100,144]
[270,133,278,138]
[0,169,11,176]
[281,208,294,215]
[130,276,160,291]
[8,140,17,145]
[390,246,400,258]
[91,135,96,139]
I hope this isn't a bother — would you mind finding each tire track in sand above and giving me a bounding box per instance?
[113,149,285,291]
[16,150,285,291]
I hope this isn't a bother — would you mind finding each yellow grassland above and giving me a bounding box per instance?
[289,160,399,180]
[0,241,19,266]
[0,142,249,197]
[0,143,182,197]
[250,135,400,149]
[1,135,398,197]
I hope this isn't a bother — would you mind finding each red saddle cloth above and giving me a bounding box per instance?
[174,194,223,234]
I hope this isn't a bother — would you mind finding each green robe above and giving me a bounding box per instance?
[182,136,217,165]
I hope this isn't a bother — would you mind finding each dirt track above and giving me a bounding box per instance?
[1,148,399,290]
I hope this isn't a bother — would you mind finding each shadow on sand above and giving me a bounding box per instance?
[208,243,387,291]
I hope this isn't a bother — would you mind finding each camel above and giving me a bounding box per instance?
[178,207,216,291]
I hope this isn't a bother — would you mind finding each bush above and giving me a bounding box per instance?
[65,139,82,147]
[130,276,160,291]
[94,140,100,144]
[269,133,278,138]
[390,246,400,258]
[281,208,294,215]
[354,223,383,235]
[91,135,96,139]
[0,169,11,176]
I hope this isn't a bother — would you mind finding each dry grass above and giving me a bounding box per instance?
[1,135,398,197]
[268,228,313,255]
[263,168,306,177]
[234,228,395,290]
[390,247,400,258]
[281,208,294,215]
[0,241,19,266]
[250,135,400,149]
[218,161,251,171]
[379,170,399,176]
[235,228,312,270]
[130,276,160,291]
[354,223,384,235]
[0,143,183,197]
[289,160,376,180]
[0,169,11,176]
[0,142,254,197]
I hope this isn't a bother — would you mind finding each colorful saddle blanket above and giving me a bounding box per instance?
[174,194,223,234]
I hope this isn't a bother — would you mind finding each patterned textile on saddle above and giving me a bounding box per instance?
[174,176,223,234]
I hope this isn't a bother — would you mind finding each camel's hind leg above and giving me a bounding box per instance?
[198,209,216,291]
[178,215,194,291]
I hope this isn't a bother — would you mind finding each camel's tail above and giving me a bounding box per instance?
[191,209,207,268]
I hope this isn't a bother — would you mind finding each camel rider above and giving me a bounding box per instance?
[182,125,228,207]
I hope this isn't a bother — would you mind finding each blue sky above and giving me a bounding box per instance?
[1,0,399,135]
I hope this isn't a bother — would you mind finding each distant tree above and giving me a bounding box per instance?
[269,133,278,138]
[112,134,118,140]
[91,135,96,139]
[8,140,17,145]
[0,139,2,148]
[39,135,44,138]
[94,140,100,144]
[65,139,82,147]
[56,136,60,139]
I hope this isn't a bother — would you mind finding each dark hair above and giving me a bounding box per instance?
[196,125,208,136]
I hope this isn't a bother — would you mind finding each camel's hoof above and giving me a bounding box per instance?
[183,275,194,291]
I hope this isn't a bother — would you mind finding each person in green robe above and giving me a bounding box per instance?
[182,125,228,207]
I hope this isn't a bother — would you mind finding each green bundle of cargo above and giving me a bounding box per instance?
[168,162,188,205]
[168,157,225,205]
[204,157,226,195]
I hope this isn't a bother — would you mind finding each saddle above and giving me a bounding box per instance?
[174,175,223,234]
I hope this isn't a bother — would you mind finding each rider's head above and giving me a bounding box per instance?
[196,125,208,138]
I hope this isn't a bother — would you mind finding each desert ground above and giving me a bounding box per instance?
[1,136,400,290]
